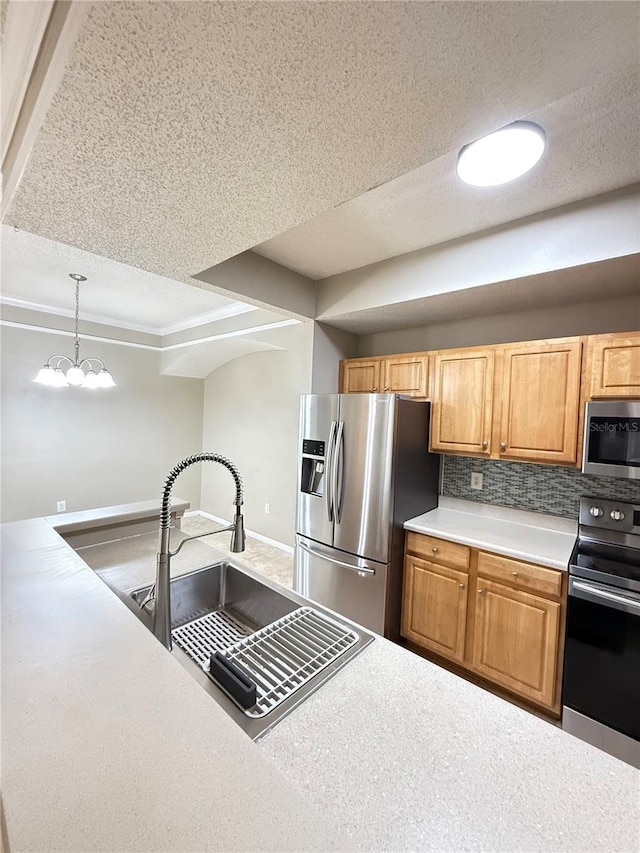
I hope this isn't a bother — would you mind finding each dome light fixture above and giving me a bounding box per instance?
[33,273,116,390]
[456,121,546,187]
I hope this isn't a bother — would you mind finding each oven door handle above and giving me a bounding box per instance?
[570,578,640,616]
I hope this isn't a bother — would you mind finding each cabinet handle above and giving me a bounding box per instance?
[372,387,377,392]
[482,439,488,450]
[383,386,389,391]
[512,571,519,578]
[432,547,439,554]
[459,583,465,589]
[500,441,507,451]
[477,589,484,595]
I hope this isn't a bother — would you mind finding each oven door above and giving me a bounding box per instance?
[563,577,640,741]
[582,401,640,479]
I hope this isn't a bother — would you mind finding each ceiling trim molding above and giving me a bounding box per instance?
[157,300,257,335]
[0,294,258,336]
[0,317,301,353]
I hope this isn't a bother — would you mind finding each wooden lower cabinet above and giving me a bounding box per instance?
[402,556,468,663]
[402,533,565,713]
[472,578,560,708]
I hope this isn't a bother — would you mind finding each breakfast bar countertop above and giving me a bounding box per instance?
[406,496,578,570]
[2,502,638,853]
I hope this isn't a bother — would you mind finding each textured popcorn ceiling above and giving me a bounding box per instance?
[5,1,640,297]
[254,66,640,279]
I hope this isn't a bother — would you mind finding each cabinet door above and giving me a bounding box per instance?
[498,340,582,464]
[430,350,494,454]
[589,334,640,398]
[340,359,381,393]
[402,556,468,662]
[472,578,560,708]
[381,355,429,397]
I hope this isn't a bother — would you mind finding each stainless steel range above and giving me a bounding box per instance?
[562,496,640,768]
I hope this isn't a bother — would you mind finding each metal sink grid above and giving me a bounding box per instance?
[172,609,252,667]
[203,606,358,718]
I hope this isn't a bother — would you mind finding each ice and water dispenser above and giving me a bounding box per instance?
[300,439,326,497]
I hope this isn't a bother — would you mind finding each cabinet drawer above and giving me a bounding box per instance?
[406,532,470,570]
[477,551,562,598]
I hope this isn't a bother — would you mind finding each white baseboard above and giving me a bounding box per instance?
[184,509,294,556]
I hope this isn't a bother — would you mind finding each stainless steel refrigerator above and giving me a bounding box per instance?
[294,393,440,639]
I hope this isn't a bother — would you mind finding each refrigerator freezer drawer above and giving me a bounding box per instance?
[294,536,388,635]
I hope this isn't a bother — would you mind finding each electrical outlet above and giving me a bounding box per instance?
[57,500,66,512]
[264,502,270,515]
[470,473,483,491]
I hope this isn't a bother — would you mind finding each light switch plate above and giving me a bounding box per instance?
[470,473,483,490]
[56,500,66,512]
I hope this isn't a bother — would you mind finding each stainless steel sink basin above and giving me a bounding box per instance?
[130,562,298,635]
[101,559,373,739]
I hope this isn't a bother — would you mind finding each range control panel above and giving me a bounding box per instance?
[579,496,640,534]
[302,440,325,457]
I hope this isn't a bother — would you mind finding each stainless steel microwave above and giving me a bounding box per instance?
[583,401,640,479]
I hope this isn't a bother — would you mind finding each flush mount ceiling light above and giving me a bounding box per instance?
[456,121,546,187]
[33,273,116,390]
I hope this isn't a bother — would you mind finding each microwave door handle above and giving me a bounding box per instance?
[333,421,345,523]
[326,421,337,523]
[297,539,375,575]
[570,579,640,616]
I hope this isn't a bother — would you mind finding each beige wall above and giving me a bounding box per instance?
[358,294,640,356]
[311,322,358,393]
[200,348,309,547]
[1,325,204,522]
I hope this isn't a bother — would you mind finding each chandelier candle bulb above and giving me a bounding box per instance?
[33,273,116,390]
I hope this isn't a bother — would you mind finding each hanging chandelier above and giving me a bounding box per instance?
[33,273,116,389]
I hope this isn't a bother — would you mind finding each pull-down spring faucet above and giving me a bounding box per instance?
[144,453,245,650]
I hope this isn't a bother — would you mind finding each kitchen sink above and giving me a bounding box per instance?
[129,562,297,636]
[101,559,374,739]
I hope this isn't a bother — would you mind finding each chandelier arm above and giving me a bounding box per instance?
[47,355,74,369]
[79,357,106,371]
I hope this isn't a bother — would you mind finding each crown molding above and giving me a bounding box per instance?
[158,300,257,335]
[0,317,301,353]
[0,294,259,336]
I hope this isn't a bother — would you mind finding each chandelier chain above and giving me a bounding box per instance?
[75,279,80,350]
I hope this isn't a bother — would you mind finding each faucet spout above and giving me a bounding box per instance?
[152,453,244,650]
[230,506,245,553]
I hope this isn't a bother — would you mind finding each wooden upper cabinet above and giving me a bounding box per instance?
[402,556,469,663]
[588,333,640,398]
[471,578,560,709]
[381,354,429,397]
[340,359,381,393]
[430,349,494,455]
[497,339,582,464]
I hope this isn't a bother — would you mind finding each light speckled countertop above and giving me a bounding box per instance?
[406,497,577,570]
[2,503,638,853]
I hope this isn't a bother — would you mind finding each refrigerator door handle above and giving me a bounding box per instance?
[297,540,376,575]
[326,420,337,523]
[333,420,345,524]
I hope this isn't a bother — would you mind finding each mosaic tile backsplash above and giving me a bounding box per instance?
[441,455,640,519]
